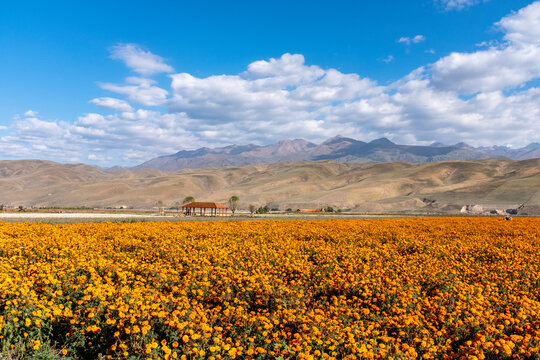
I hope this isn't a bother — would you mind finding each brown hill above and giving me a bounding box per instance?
[1,158,539,214]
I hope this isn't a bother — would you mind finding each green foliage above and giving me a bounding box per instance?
[255,205,269,214]
[182,196,194,204]
[228,196,240,215]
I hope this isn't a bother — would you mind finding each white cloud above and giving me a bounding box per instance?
[412,35,425,43]
[398,37,410,44]
[24,110,38,117]
[438,0,484,11]
[497,1,540,47]
[0,110,199,164]
[398,35,425,45]
[88,154,105,161]
[71,110,200,156]
[475,40,498,48]
[0,126,7,131]
[100,78,168,106]
[90,97,133,112]
[430,47,540,93]
[15,116,64,137]
[168,53,380,130]
[383,55,394,63]
[430,1,540,94]
[110,43,174,75]
[0,115,82,162]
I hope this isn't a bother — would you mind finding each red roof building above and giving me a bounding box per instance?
[181,202,228,216]
[297,209,322,213]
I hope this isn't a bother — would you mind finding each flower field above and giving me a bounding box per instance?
[1,218,539,360]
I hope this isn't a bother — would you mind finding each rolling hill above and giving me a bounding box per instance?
[1,158,539,214]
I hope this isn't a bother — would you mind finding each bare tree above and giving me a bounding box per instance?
[249,204,256,217]
[228,195,239,216]
[156,200,164,215]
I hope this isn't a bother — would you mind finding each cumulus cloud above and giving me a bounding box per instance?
[99,77,168,106]
[497,1,540,46]
[110,43,174,75]
[71,110,201,163]
[169,53,380,127]
[0,110,200,164]
[0,115,82,162]
[90,97,133,112]
[24,110,38,117]
[430,1,540,93]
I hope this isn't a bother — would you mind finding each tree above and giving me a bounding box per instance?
[228,195,239,216]
[156,200,164,215]
[249,204,256,217]
[174,201,181,215]
[255,205,269,214]
[183,196,194,204]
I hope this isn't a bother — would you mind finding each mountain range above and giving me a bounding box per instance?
[133,136,540,171]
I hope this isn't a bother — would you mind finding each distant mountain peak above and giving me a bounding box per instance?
[325,134,345,142]
[321,135,360,145]
[133,136,540,171]
[277,138,314,146]
[369,137,395,145]
[455,142,473,148]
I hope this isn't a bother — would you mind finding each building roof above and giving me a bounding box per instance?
[181,202,228,209]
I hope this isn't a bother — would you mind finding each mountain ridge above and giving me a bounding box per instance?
[134,136,540,171]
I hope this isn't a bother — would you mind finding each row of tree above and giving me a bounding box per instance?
[158,197,339,216]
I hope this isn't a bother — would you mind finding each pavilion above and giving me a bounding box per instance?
[181,202,229,216]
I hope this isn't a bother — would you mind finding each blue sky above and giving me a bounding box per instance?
[1,0,539,166]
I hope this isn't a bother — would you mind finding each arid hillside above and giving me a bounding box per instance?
[0,158,539,213]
